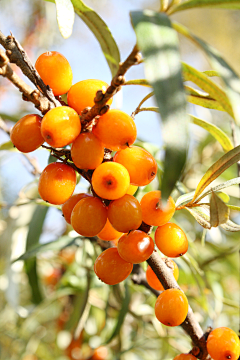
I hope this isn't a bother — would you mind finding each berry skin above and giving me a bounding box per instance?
[97,219,123,241]
[108,194,142,233]
[90,346,109,360]
[140,190,175,226]
[38,162,76,205]
[126,184,138,195]
[71,132,104,169]
[173,355,197,360]
[146,259,179,291]
[93,109,137,151]
[71,197,107,237]
[207,327,240,360]
[117,230,154,264]
[62,193,92,224]
[10,114,44,153]
[35,51,73,96]
[94,247,133,285]
[92,162,130,200]
[155,223,188,258]
[67,79,112,115]
[41,106,81,148]
[113,146,158,186]
[155,288,188,326]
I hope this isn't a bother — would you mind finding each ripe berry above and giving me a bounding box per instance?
[94,247,133,285]
[71,197,107,237]
[10,114,44,153]
[35,51,73,96]
[146,259,179,291]
[113,146,157,186]
[67,79,112,115]
[38,162,76,205]
[126,184,138,195]
[71,132,104,169]
[93,109,137,151]
[155,288,188,326]
[92,162,130,200]
[173,355,197,360]
[140,190,175,226]
[155,223,188,257]
[97,219,123,241]
[90,346,109,360]
[62,193,92,224]
[117,230,154,264]
[207,327,240,360]
[108,194,142,233]
[41,106,81,148]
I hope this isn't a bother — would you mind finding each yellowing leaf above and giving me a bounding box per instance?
[210,191,230,227]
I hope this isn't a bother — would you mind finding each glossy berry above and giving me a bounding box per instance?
[35,51,72,96]
[155,223,188,258]
[126,184,138,196]
[140,190,175,226]
[71,197,107,237]
[41,106,81,148]
[10,114,44,153]
[207,327,240,360]
[113,146,157,186]
[155,289,188,326]
[71,132,104,169]
[67,79,112,115]
[90,346,109,360]
[93,109,137,151]
[108,194,142,233]
[94,247,133,285]
[62,193,92,224]
[38,162,76,205]
[97,219,123,241]
[92,162,130,200]
[173,355,197,360]
[117,230,154,264]
[146,259,179,291]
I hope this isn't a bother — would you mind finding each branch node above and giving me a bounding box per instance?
[99,105,109,116]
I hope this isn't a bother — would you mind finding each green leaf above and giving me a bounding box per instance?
[210,191,230,227]
[175,190,196,207]
[182,62,234,118]
[71,0,120,76]
[186,206,211,229]
[124,79,151,87]
[174,22,240,124]
[131,10,189,202]
[188,95,225,112]
[138,107,159,113]
[169,0,240,14]
[24,206,49,304]
[227,204,240,211]
[0,140,15,151]
[190,115,233,152]
[203,70,219,77]
[197,177,240,202]
[192,145,240,202]
[55,0,75,39]
[220,219,240,231]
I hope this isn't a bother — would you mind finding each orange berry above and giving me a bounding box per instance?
[38,162,76,205]
[35,51,72,96]
[92,162,130,200]
[71,197,107,237]
[94,247,133,285]
[207,327,240,360]
[62,193,92,224]
[113,146,157,186]
[43,268,62,286]
[155,223,188,258]
[117,230,154,264]
[140,190,175,226]
[155,288,188,326]
[67,79,112,115]
[108,194,142,233]
[71,132,104,169]
[93,109,137,151]
[91,346,109,360]
[146,259,179,291]
[173,355,197,360]
[126,184,138,196]
[41,106,81,148]
[97,219,123,241]
[10,114,44,153]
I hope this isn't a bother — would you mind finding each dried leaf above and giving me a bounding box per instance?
[210,191,230,227]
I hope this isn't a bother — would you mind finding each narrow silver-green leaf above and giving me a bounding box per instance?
[124,79,151,87]
[190,115,233,152]
[169,0,240,14]
[175,190,196,207]
[220,219,240,231]
[210,191,230,227]
[55,0,75,39]
[71,0,120,76]
[0,140,15,151]
[196,177,240,202]
[131,10,189,202]
[203,70,219,77]
[227,204,240,211]
[185,206,211,229]
[188,95,225,112]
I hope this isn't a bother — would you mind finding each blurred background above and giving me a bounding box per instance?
[0,0,239,359]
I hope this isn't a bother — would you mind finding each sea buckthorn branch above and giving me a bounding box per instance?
[0,50,54,114]
[80,44,142,128]
[0,31,60,109]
